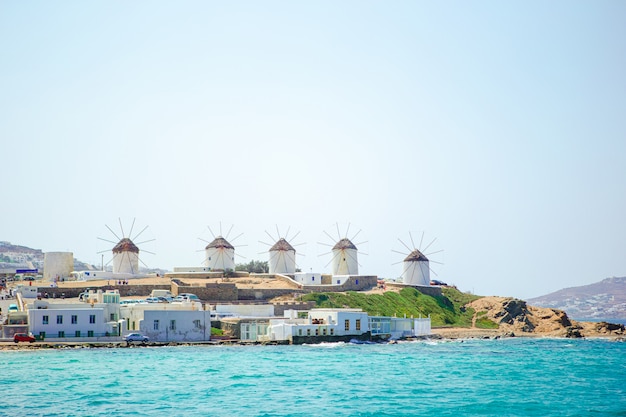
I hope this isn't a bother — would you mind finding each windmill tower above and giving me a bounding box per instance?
[112,238,140,274]
[204,236,236,271]
[331,238,358,275]
[393,232,442,286]
[319,223,365,276]
[200,223,243,271]
[260,226,302,274]
[269,238,296,274]
[98,218,155,275]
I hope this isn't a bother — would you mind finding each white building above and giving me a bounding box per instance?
[27,290,122,341]
[370,316,431,339]
[261,308,371,344]
[268,238,296,274]
[292,273,352,286]
[43,252,74,281]
[330,238,359,276]
[119,302,211,342]
[292,272,323,285]
[401,249,430,286]
[204,236,236,271]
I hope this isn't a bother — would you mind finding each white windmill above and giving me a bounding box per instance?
[97,218,155,275]
[199,223,244,271]
[259,226,303,274]
[392,232,443,286]
[319,223,367,276]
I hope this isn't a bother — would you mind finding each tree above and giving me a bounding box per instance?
[235,260,269,273]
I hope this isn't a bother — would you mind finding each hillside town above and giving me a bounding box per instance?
[0,235,436,346]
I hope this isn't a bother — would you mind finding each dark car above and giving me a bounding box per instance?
[14,333,36,343]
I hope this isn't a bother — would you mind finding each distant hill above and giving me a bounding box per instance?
[1,240,164,274]
[528,277,626,320]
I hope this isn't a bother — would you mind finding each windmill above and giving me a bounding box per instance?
[392,231,443,286]
[318,223,367,276]
[97,218,155,275]
[259,225,304,274]
[198,222,244,271]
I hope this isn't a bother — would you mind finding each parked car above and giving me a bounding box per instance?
[124,333,149,343]
[14,333,36,343]
[174,293,200,302]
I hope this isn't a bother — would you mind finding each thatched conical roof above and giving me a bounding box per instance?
[333,238,357,250]
[112,238,139,254]
[270,238,295,252]
[404,249,428,262]
[205,236,234,250]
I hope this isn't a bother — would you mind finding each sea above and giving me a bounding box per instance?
[1,338,625,417]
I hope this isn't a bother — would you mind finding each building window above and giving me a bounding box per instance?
[345,319,350,331]
[315,329,319,336]
[75,331,81,338]
[87,330,94,337]
[337,280,340,284]
[170,320,176,331]
[58,331,65,338]
[355,279,359,285]
[42,315,49,325]
[307,329,311,336]
[71,315,78,324]
[322,328,327,336]
[356,319,361,331]
[193,319,201,329]
[312,276,315,281]
[110,313,116,321]
[89,315,96,324]
[57,315,63,324]
[39,331,46,339]
[298,329,302,336]
[330,328,334,335]
[154,320,159,330]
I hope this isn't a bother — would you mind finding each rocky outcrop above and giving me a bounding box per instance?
[466,296,623,338]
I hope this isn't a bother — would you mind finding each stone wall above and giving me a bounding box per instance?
[272,301,316,317]
[385,283,443,297]
[238,288,303,301]
[302,275,378,293]
[172,280,238,302]
[36,284,172,299]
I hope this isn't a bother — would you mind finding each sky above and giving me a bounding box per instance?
[1,2,625,300]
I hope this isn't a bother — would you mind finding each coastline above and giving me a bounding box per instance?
[431,325,626,340]
[1,327,623,351]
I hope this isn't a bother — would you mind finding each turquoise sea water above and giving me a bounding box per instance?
[1,338,625,417]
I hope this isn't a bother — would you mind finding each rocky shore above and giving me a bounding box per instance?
[432,296,625,340]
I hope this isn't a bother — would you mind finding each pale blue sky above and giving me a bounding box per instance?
[1,2,625,299]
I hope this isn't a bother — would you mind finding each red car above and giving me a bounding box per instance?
[13,333,36,343]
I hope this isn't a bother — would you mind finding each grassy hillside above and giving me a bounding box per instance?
[302,287,486,328]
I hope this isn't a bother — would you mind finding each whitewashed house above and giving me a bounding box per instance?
[27,290,122,341]
[370,316,431,339]
[119,301,211,342]
[260,308,371,344]
[292,272,323,285]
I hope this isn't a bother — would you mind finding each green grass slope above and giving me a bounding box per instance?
[302,287,488,328]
